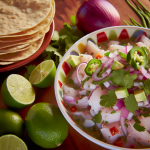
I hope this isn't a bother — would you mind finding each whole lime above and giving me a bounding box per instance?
[0,108,24,137]
[25,103,69,148]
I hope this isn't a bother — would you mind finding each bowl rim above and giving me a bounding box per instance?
[54,25,150,150]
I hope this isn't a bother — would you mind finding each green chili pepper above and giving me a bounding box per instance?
[127,47,147,70]
[85,59,101,76]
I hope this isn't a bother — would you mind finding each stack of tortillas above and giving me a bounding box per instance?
[0,0,55,65]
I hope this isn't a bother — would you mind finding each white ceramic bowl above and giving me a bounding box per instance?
[54,26,150,150]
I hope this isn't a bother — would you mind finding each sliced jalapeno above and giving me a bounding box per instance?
[127,46,147,70]
[85,59,101,76]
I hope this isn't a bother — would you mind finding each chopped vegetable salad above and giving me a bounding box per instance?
[62,34,150,148]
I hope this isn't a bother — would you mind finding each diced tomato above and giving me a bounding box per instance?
[109,126,119,136]
[95,53,103,59]
[70,106,77,112]
[113,138,123,147]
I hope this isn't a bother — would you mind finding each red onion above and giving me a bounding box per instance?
[127,112,133,121]
[92,66,111,81]
[76,0,120,34]
[63,95,77,104]
[121,107,129,118]
[135,110,140,116]
[125,45,133,54]
[76,62,87,85]
[120,116,127,136]
[116,100,125,110]
[140,66,150,79]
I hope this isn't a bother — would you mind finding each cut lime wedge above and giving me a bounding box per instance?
[0,134,28,150]
[1,74,35,109]
[29,60,56,88]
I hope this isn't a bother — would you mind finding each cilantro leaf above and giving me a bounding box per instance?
[92,111,102,123]
[86,91,91,96]
[141,79,150,95]
[42,45,62,66]
[24,65,36,79]
[100,90,117,108]
[98,67,107,78]
[133,122,145,132]
[123,72,137,88]
[111,110,116,114]
[124,123,128,128]
[124,94,138,114]
[140,107,150,117]
[25,65,36,75]
[110,69,124,85]
[132,116,141,124]
[110,69,137,88]
[24,72,29,80]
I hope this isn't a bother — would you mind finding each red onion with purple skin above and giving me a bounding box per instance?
[76,0,120,34]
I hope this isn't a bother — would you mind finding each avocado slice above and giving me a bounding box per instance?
[111,61,124,70]
[115,87,129,99]
[134,89,147,102]
[66,55,81,68]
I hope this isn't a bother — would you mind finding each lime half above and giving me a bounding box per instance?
[1,74,35,109]
[29,60,56,88]
[0,134,28,150]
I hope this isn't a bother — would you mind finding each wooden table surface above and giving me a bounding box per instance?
[0,0,150,150]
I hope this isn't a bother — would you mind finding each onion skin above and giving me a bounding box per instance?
[76,0,120,34]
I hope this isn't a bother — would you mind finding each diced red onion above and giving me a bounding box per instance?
[119,48,126,54]
[116,100,125,109]
[127,112,133,121]
[121,107,129,118]
[135,110,140,116]
[79,89,87,95]
[63,95,77,104]
[125,45,133,54]
[133,82,141,87]
[113,105,119,111]
[107,85,116,90]
[137,75,143,81]
[138,101,144,107]
[103,58,114,68]
[106,68,112,74]
[109,52,117,58]
[120,116,127,136]
[103,81,110,88]
[143,99,149,106]
[76,62,87,85]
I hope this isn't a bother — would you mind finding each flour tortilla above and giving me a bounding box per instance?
[0,0,51,35]
[0,44,33,54]
[0,0,55,38]
[0,36,45,61]
[0,43,30,53]
[0,61,15,65]
[0,22,50,49]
